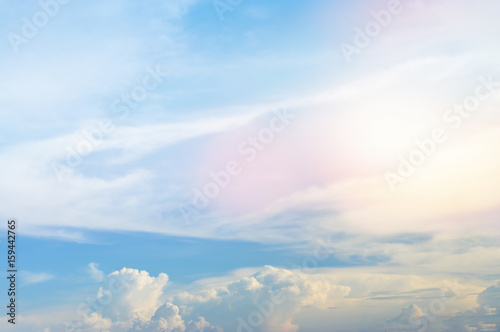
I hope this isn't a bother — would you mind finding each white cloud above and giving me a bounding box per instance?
[98,268,169,322]
[6,266,497,332]
[63,266,351,332]
[386,280,500,332]
[129,303,185,332]
[23,271,55,285]
[88,263,104,283]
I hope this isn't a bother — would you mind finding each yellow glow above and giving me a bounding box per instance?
[350,112,428,165]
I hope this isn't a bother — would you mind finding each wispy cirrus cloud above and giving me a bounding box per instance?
[22,271,55,285]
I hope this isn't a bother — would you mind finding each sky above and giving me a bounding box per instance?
[0,0,500,331]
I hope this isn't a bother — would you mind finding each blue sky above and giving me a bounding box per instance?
[13,230,359,312]
[1,0,500,331]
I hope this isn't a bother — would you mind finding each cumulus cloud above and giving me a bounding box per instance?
[478,281,500,312]
[386,281,500,332]
[130,304,221,332]
[442,281,500,332]
[185,317,221,332]
[386,304,429,331]
[65,267,218,332]
[64,266,350,332]
[16,267,494,332]
[129,303,185,331]
[66,312,113,332]
[98,268,169,322]
[173,265,350,332]
[88,263,104,282]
